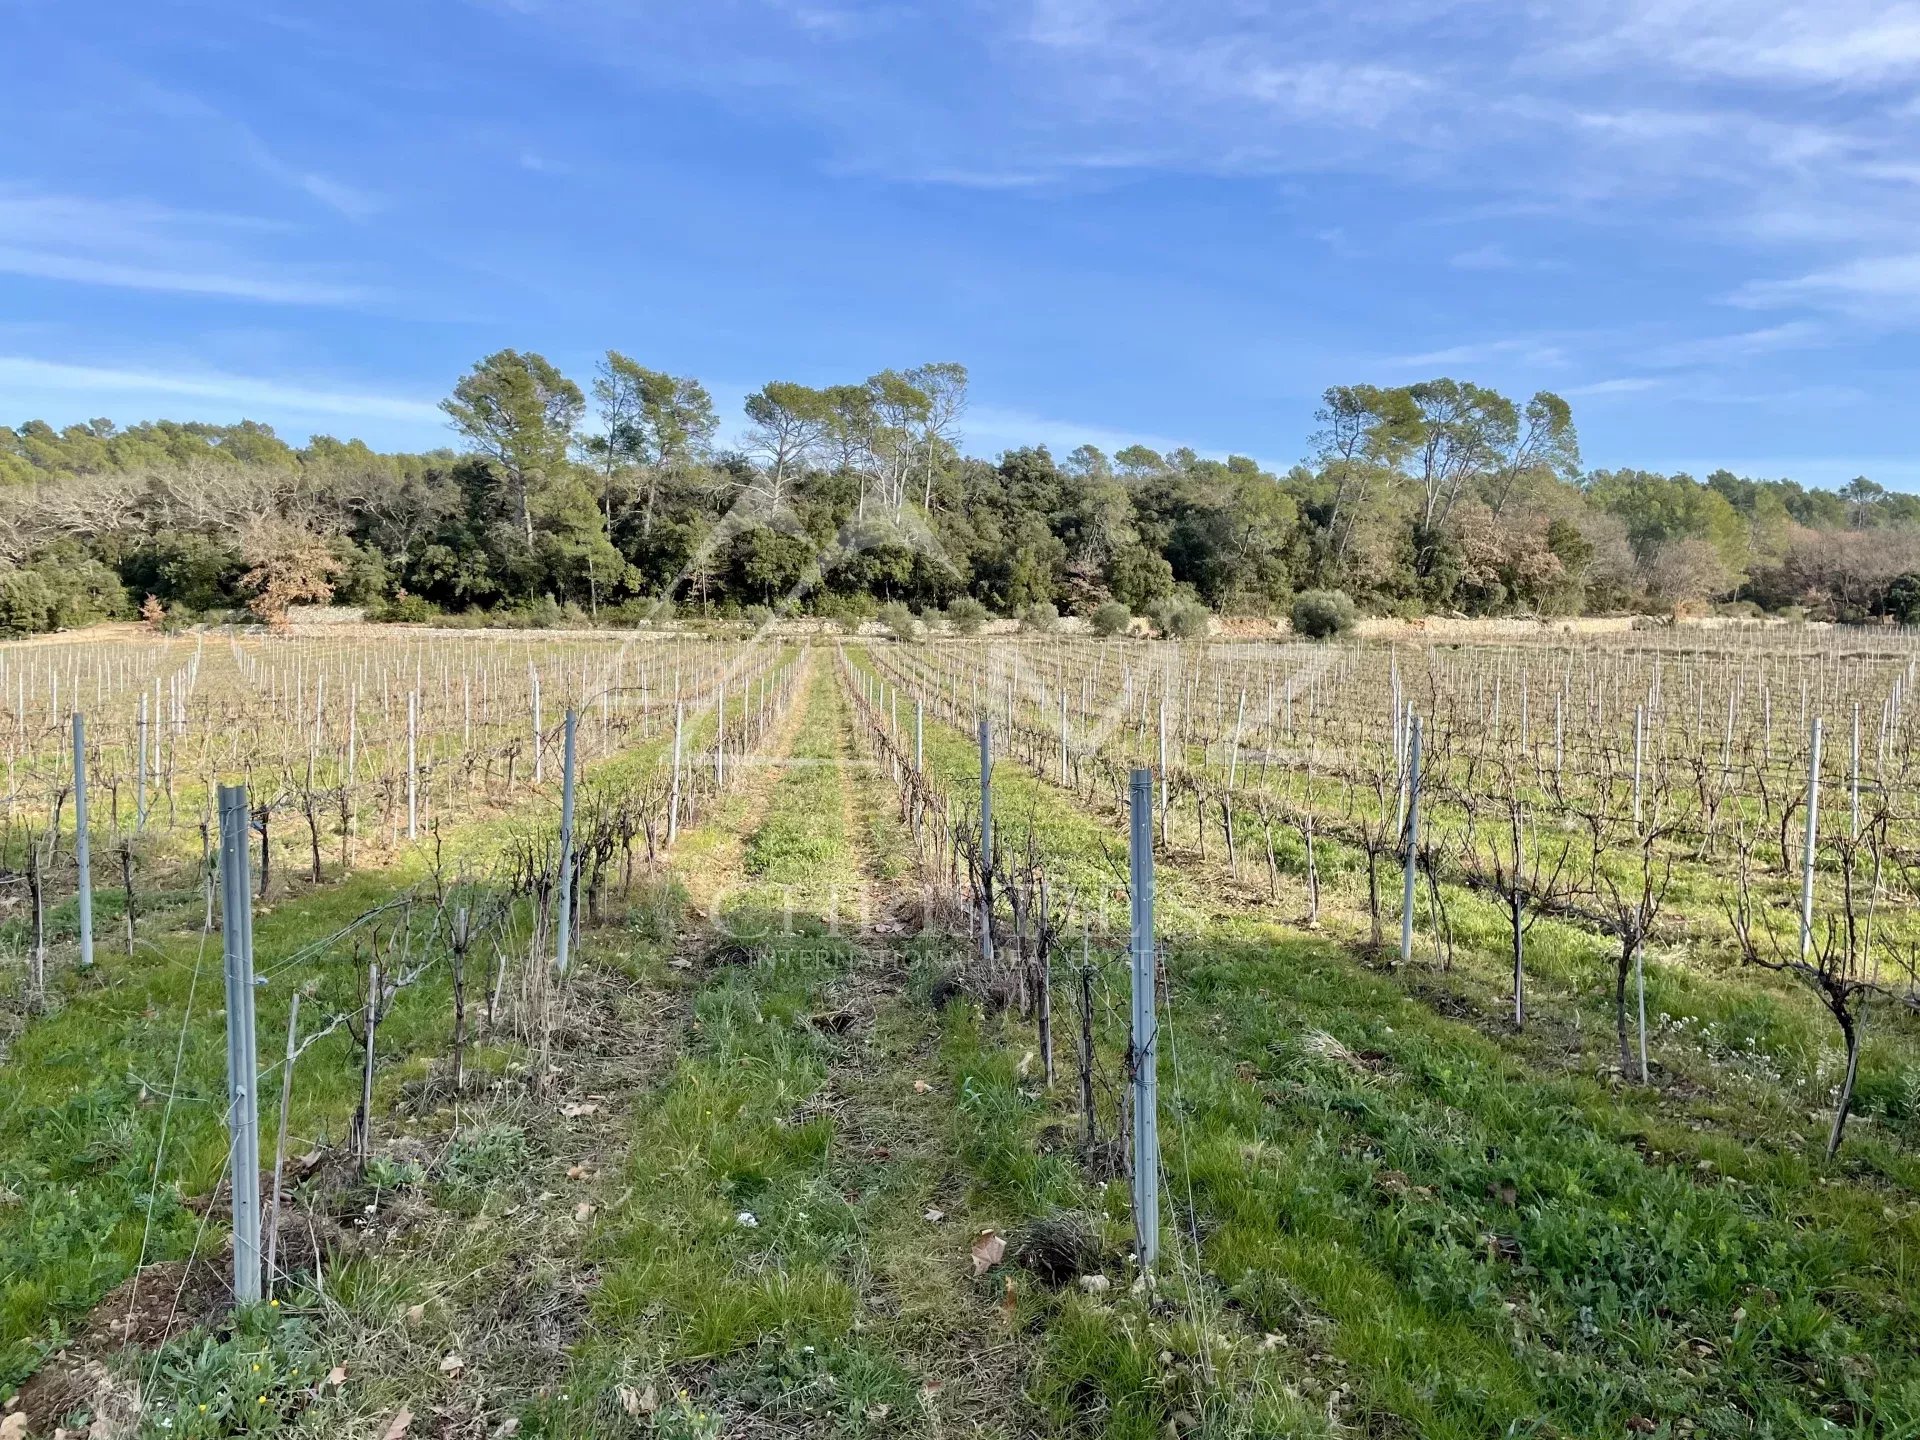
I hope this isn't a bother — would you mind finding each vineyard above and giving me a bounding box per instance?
[3,625,1919,1439]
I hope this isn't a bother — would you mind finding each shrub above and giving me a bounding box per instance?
[813,591,876,625]
[0,571,57,636]
[1089,600,1133,637]
[1886,572,1920,625]
[877,600,922,641]
[1147,596,1210,640]
[1024,601,1060,634]
[372,592,436,624]
[512,594,566,630]
[743,603,774,629]
[1291,589,1357,639]
[945,597,989,635]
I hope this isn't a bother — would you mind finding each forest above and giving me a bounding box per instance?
[1,349,1917,635]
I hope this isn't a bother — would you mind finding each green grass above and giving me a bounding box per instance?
[862,647,1920,1438]
[11,644,1920,1437]
[536,668,937,1435]
[0,710,707,1391]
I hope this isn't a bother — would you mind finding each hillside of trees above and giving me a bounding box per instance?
[2,350,1918,635]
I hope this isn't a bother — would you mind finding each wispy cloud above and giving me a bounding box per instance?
[1448,243,1567,272]
[1548,1,1920,87]
[123,73,381,220]
[1730,254,1920,315]
[1564,376,1661,397]
[1646,321,1828,366]
[0,187,374,306]
[1384,337,1570,371]
[0,247,370,305]
[0,355,441,422]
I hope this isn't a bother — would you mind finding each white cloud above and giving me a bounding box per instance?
[1730,254,1920,313]
[0,188,373,306]
[0,247,370,305]
[1564,377,1661,397]
[1551,1,1920,87]
[1645,322,1828,365]
[0,355,441,422]
[1447,243,1568,272]
[1383,337,1569,371]
[123,73,381,220]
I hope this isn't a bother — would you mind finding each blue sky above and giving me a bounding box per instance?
[3,0,1919,486]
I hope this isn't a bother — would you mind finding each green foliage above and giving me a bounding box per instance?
[1147,595,1210,639]
[3,357,1916,636]
[944,597,988,634]
[1023,600,1060,633]
[436,1121,532,1210]
[1089,599,1132,637]
[141,1306,328,1437]
[376,592,438,624]
[0,545,129,635]
[875,600,921,641]
[1291,587,1358,638]
[1887,572,1920,625]
[0,569,56,635]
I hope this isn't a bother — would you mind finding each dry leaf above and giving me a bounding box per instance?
[1,1415,27,1440]
[1016,1049,1035,1078]
[617,1383,658,1417]
[566,1164,591,1180]
[560,1102,598,1119]
[1000,1275,1017,1324]
[493,1422,520,1438]
[439,1353,465,1375]
[912,1079,932,1093]
[922,1207,945,1223]
[404,1303,426,1326]
[574,1202,595,1222]
[971,1228,1006,1276]
[324,1365,347,1388]
[382,1408,414,1440]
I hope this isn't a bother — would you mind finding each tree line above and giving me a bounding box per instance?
[1,351,1917,635]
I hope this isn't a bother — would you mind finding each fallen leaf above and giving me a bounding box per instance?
[324,1365,348,1388]
[922,1207,945,1223]
[1000,1275,1017,1324]
[1015,1049,1035,1078]
[912,1080,932,1094]
[617,1383,658,1417]
[1,1416,26,1440]
[560,1102,598,1119]
[382,1408,414,1440]
[566,1164,591,1180]
[971,1228,1006,1276]
[439,1353,464,1375]
[574,1202,595,1222]
[405,1303,426,1326]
